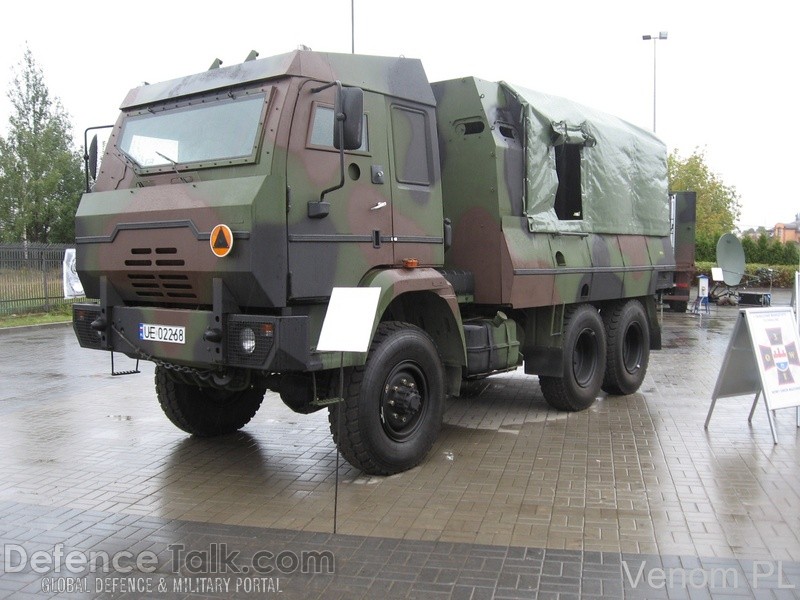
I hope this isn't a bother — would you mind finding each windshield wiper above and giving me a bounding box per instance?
[155,151,189,182]
[155,151,179,171]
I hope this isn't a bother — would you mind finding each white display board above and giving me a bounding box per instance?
[746,308,800,408]
[62,248,84,298]
[316,287,381,353]
[707,307,800,442]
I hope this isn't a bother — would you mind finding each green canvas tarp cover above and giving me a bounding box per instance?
[501,83,669,236]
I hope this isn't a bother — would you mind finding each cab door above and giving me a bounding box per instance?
[286,82,393,299]
[387,102,444,267]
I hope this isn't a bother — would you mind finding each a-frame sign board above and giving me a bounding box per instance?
[706,307,800,443]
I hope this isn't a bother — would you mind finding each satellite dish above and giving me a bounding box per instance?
[715,233,745,287]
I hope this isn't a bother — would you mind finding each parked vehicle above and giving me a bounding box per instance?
[73,50,686,474]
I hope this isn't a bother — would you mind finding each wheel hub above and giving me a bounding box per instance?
[386,378,422,418]
[573,328,598,388]
[623,323,643,374]
[381,367,426,441]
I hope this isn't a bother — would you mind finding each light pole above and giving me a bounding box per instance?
[642,31,668,132]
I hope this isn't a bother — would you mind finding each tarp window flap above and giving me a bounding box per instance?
[499,81,669,236]
[551,121,596,147]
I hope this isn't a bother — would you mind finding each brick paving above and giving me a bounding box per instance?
[1,294,799,598]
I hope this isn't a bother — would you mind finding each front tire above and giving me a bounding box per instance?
[155,367,265,436]
[329,322,445,475]
[601,300,650,396]
[540,304,606,411]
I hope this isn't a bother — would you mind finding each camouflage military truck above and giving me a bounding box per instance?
[73,50,680,475]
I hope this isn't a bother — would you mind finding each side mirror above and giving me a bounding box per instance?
[83,125,113,192]
[443,218,452,251]
[88,135,99,181]
[334,87,363,151]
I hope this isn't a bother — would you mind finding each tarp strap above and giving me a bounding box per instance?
[550,120,596,147]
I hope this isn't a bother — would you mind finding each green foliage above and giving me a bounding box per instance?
[668,148,740,245]
[694,232,717,262]
[781,240,800,264]
[700,232,798,265]
[739,233,799,265]
[695,261,797,288]
[0,304,72,329]
[667,149,800,266]
[740,236,756,263]
[0,47,84,243]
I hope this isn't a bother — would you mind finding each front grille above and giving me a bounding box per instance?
[73,305,103,349]
[127,273,197,299]
[125,247,196,299]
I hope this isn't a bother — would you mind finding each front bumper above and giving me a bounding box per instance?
[73,303,311,371]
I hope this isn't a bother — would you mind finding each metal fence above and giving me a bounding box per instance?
[0,243,83,315]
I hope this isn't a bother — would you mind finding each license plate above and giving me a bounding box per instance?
[139,323,186,344]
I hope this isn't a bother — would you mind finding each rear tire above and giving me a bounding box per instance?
[329,322,445,475]
[155,367,265,436]
[540,304,606,411]
[601,300,650,396]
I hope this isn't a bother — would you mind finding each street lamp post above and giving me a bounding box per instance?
[642,31,668,132]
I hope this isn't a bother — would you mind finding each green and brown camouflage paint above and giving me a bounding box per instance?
[73,50,678,389]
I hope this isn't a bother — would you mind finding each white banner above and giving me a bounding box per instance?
[63,249,84,299]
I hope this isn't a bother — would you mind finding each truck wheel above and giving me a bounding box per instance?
[601,300,650,396]
[328,321,445,475]
[540,304,606,411]
[155,366,265,436]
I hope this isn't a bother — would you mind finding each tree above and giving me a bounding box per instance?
[668,148,741,260]
[740,232,799,265]
[741,236,757,263]
[0,47,84,244]
[755,232,770,263]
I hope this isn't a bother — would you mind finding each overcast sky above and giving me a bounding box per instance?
[0,0,795,231]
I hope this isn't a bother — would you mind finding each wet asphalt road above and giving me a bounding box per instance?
[1,290,799,598]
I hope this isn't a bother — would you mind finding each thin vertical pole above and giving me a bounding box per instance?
[334,352,344,534]
[652,39,657,132]
[351,0,355,54]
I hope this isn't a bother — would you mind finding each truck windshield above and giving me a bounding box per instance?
[118,93,266,169]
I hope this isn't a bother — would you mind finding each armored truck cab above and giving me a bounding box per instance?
[73,50,679,475]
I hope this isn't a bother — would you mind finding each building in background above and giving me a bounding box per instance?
[773,214,800,243]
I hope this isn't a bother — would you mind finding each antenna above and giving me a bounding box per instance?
[351,0,355,54]
[716,233,746,287]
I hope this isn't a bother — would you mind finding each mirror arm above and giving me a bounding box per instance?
[310,80,340,95]
[308,117,345,219]
[319,117,347,203]
[308,81,346,219]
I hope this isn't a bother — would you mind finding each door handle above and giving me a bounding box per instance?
[370,201,387,211]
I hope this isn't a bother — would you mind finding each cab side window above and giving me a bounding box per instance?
[308,104,369,152]
[391,106,432,185]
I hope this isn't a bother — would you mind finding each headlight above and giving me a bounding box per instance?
[240,327,256,354]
